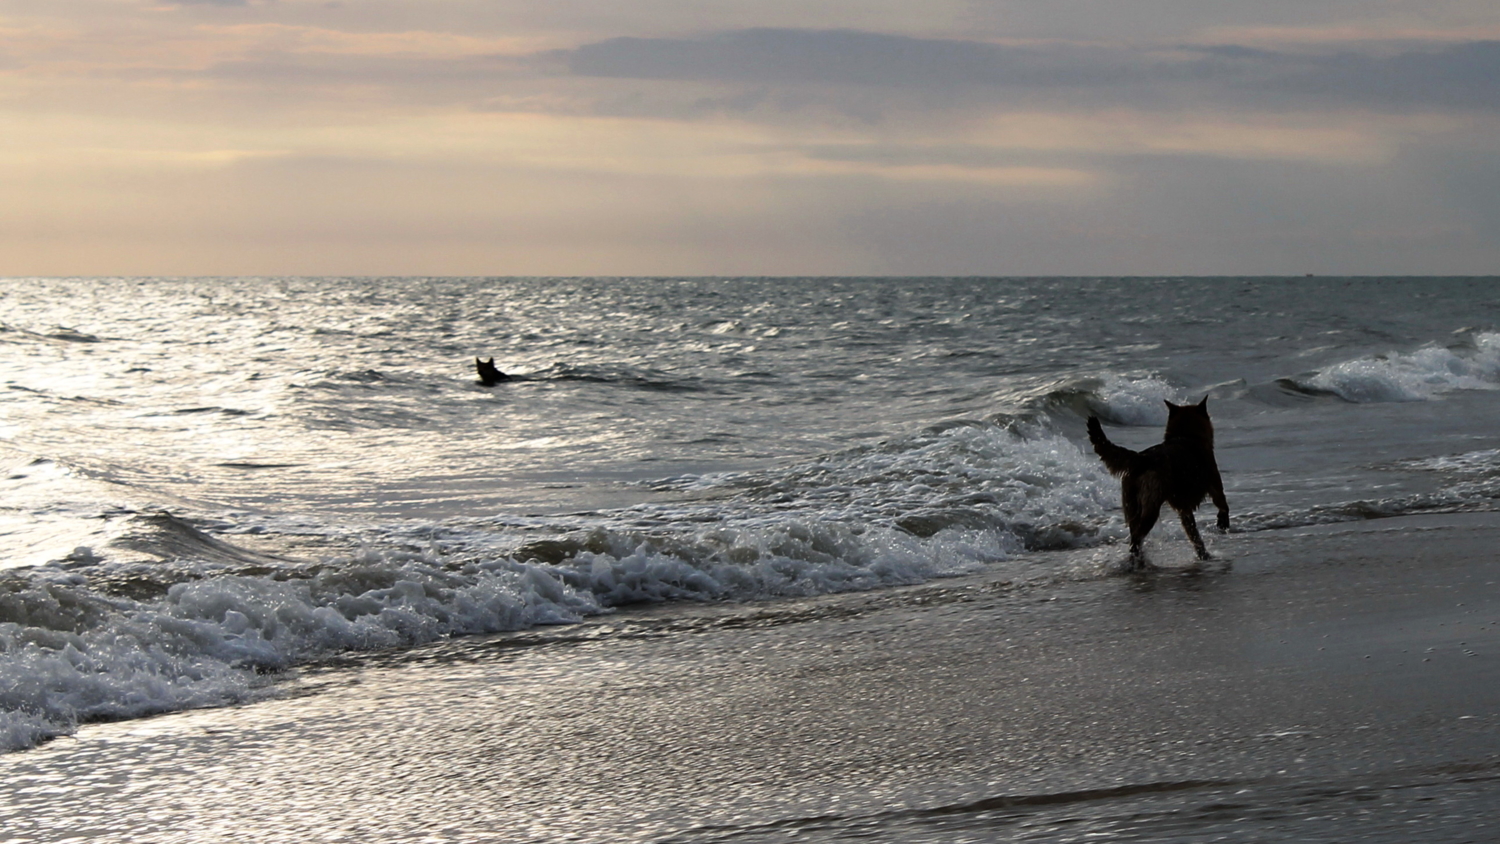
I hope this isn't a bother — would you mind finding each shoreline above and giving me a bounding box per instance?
[4,512,1500,842]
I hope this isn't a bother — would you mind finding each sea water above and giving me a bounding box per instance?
[2,276,1499,754]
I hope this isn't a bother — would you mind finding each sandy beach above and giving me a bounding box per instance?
[4,512,1498,842]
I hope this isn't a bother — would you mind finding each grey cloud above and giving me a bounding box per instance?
[563,28,1143,88]
[557,28,1500,111]
[1252,41,1500,110]
[834,150,1500,275]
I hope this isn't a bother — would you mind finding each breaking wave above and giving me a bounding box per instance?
[0,521,949,751]
[647,421,1118,547]
[995,373,1188,427]
[1287,332,1500,403]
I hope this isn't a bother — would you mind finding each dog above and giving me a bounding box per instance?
[1087,397,1229,567]
[475,357,509,386]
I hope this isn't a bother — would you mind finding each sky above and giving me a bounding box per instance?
[2,0,1498,276]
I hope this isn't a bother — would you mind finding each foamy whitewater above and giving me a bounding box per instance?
[3,277,1499,752]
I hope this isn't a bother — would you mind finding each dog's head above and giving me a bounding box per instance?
[1163,396,1214,443]
[475,357,505,384]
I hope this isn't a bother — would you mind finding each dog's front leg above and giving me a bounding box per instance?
[1209,476,1230,532]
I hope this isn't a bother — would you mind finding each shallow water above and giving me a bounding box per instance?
[3,276,1500,757]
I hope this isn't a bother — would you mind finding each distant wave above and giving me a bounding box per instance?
[1232,446,1500,532]
[1034,333,1500,413]
[997,373,1188,426]
[0,323,101,344]
[649,420,1120,551]
[293,368,394,389]
[999,332,1500,417]
[1283,332,1500,403]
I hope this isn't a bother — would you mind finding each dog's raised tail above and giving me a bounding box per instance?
[1087,416,1137,476]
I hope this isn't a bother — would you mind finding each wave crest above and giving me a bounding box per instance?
[1018,374,1185,426]
[1292,333,1500,403]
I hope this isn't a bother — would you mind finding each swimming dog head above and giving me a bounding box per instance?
[475,357,508,386]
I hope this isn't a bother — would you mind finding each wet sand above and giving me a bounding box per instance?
[4,513,1499,842]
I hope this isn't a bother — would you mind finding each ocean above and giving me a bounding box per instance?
[3,276,1500,841]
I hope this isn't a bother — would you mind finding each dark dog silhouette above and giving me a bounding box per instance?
[1087,397,1229,567]
[475,357,509,386]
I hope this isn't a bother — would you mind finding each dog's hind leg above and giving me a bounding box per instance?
[1178,508,1212,560]
[1123,482,1161,568]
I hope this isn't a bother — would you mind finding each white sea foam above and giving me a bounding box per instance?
[0,485,1054,752]
[564,519,1002,604]
[0,554,607,751]
[1301,333,1500,403]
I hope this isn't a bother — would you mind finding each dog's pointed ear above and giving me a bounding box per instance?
[1164,399,1177,410]
[1198,396,1209,408]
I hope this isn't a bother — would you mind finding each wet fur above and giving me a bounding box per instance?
[475,357,509,386]
[1087,398,1229,568]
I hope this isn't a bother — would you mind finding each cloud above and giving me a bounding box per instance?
[562,28,1141,89]
[556,28,1500,113]
[1247,40,1500,110]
